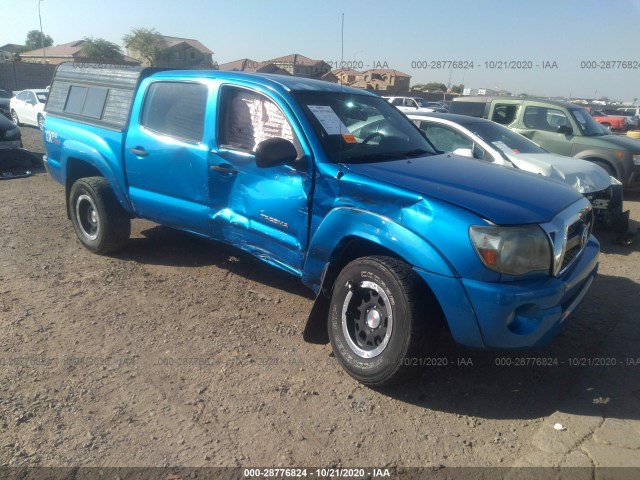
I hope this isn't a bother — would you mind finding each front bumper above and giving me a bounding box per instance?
[416,236,599,349]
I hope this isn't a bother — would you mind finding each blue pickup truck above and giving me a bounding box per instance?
[43,62,599,385]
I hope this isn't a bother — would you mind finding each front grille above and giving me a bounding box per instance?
[559,207,593,273]
[541,197,594,277]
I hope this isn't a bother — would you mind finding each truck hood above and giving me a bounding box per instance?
[343,154,583,225]
[504,152,612,193]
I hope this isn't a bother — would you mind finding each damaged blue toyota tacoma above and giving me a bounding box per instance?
[42,62,599,385]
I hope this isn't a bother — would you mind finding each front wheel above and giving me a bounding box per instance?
[69,177,131,254]
[328,256,440,386]
[11,110,20,126]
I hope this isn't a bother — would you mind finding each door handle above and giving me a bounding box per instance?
[210,165,238,175]
[129,147,148,157]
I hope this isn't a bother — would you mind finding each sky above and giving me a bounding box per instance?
[2,0,640,101]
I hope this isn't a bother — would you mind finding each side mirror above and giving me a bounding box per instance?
[452,147,474,159]
[557,125,573,135]
[255,137,297,168]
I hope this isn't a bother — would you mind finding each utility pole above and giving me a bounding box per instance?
[38,0,47,64]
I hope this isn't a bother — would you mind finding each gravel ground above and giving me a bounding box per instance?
[1,126,639,468]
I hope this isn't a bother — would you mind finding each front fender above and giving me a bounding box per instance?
[301,207,456,293]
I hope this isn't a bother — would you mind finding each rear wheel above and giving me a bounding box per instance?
[69,177,131,254]
[328,256,440,386]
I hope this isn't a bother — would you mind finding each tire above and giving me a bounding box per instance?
[69,177,131,254]
[37,114,44,131]
[11,110,20,126]
[328,256,440,386]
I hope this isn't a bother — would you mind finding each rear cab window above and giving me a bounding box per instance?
[140,82,208,143]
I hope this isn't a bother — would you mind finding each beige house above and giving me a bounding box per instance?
[264,54,331,79]
[219,54,330,79]
[0,44,24,63]
[218,58,290,75]
[19,40,139,65]
[137,36,214,68]
[329,68,411,94]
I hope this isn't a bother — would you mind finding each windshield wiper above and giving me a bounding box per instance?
[343,149,435,163]
[399,149,433,158]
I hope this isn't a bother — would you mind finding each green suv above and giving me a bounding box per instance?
[450,96,640,188]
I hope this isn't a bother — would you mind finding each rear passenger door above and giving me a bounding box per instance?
[125,80,211,235]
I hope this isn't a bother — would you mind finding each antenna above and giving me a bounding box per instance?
[337,12,345,179]
[341,13,344,68]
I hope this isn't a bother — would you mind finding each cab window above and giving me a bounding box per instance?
[523,106,569,132]
[217,86,299,155]
[140,82,208,143]
[491,104,519,125]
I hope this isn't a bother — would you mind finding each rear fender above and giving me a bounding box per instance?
[62,140,133,214]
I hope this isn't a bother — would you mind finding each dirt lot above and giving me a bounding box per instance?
[1,126,639,468]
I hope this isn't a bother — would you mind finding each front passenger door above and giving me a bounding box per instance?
[208,85,311,274]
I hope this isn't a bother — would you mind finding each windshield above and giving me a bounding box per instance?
[414,98,431,108]
[571,108,605,136]
[293,92,437,163]
[36,92,48,103]
[460,119,546,154]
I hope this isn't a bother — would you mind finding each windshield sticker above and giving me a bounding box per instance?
[492,141,515,154]
[308,105,349,135]
[342,134,357,144]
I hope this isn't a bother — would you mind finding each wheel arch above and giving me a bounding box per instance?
[62,145,133,218]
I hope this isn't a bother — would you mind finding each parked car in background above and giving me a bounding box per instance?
[450,96,640,188]
[604,107,640,129]
[0,112,22,150]
[408,113,629,233]
[590,110,628,131]
[0,114,36,179]
[382,96,437,113]
[10,89,48,130]
[0,89,11,118]
[426,101,449,111]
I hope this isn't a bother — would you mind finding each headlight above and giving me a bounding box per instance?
[633,154,640,166]
[469,225,551,275]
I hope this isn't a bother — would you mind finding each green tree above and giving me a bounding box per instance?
[79,37,124,60]
[450,84,464,94]
[413,82,447,92]
[122,27,167,66]
[25,30,53,51]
